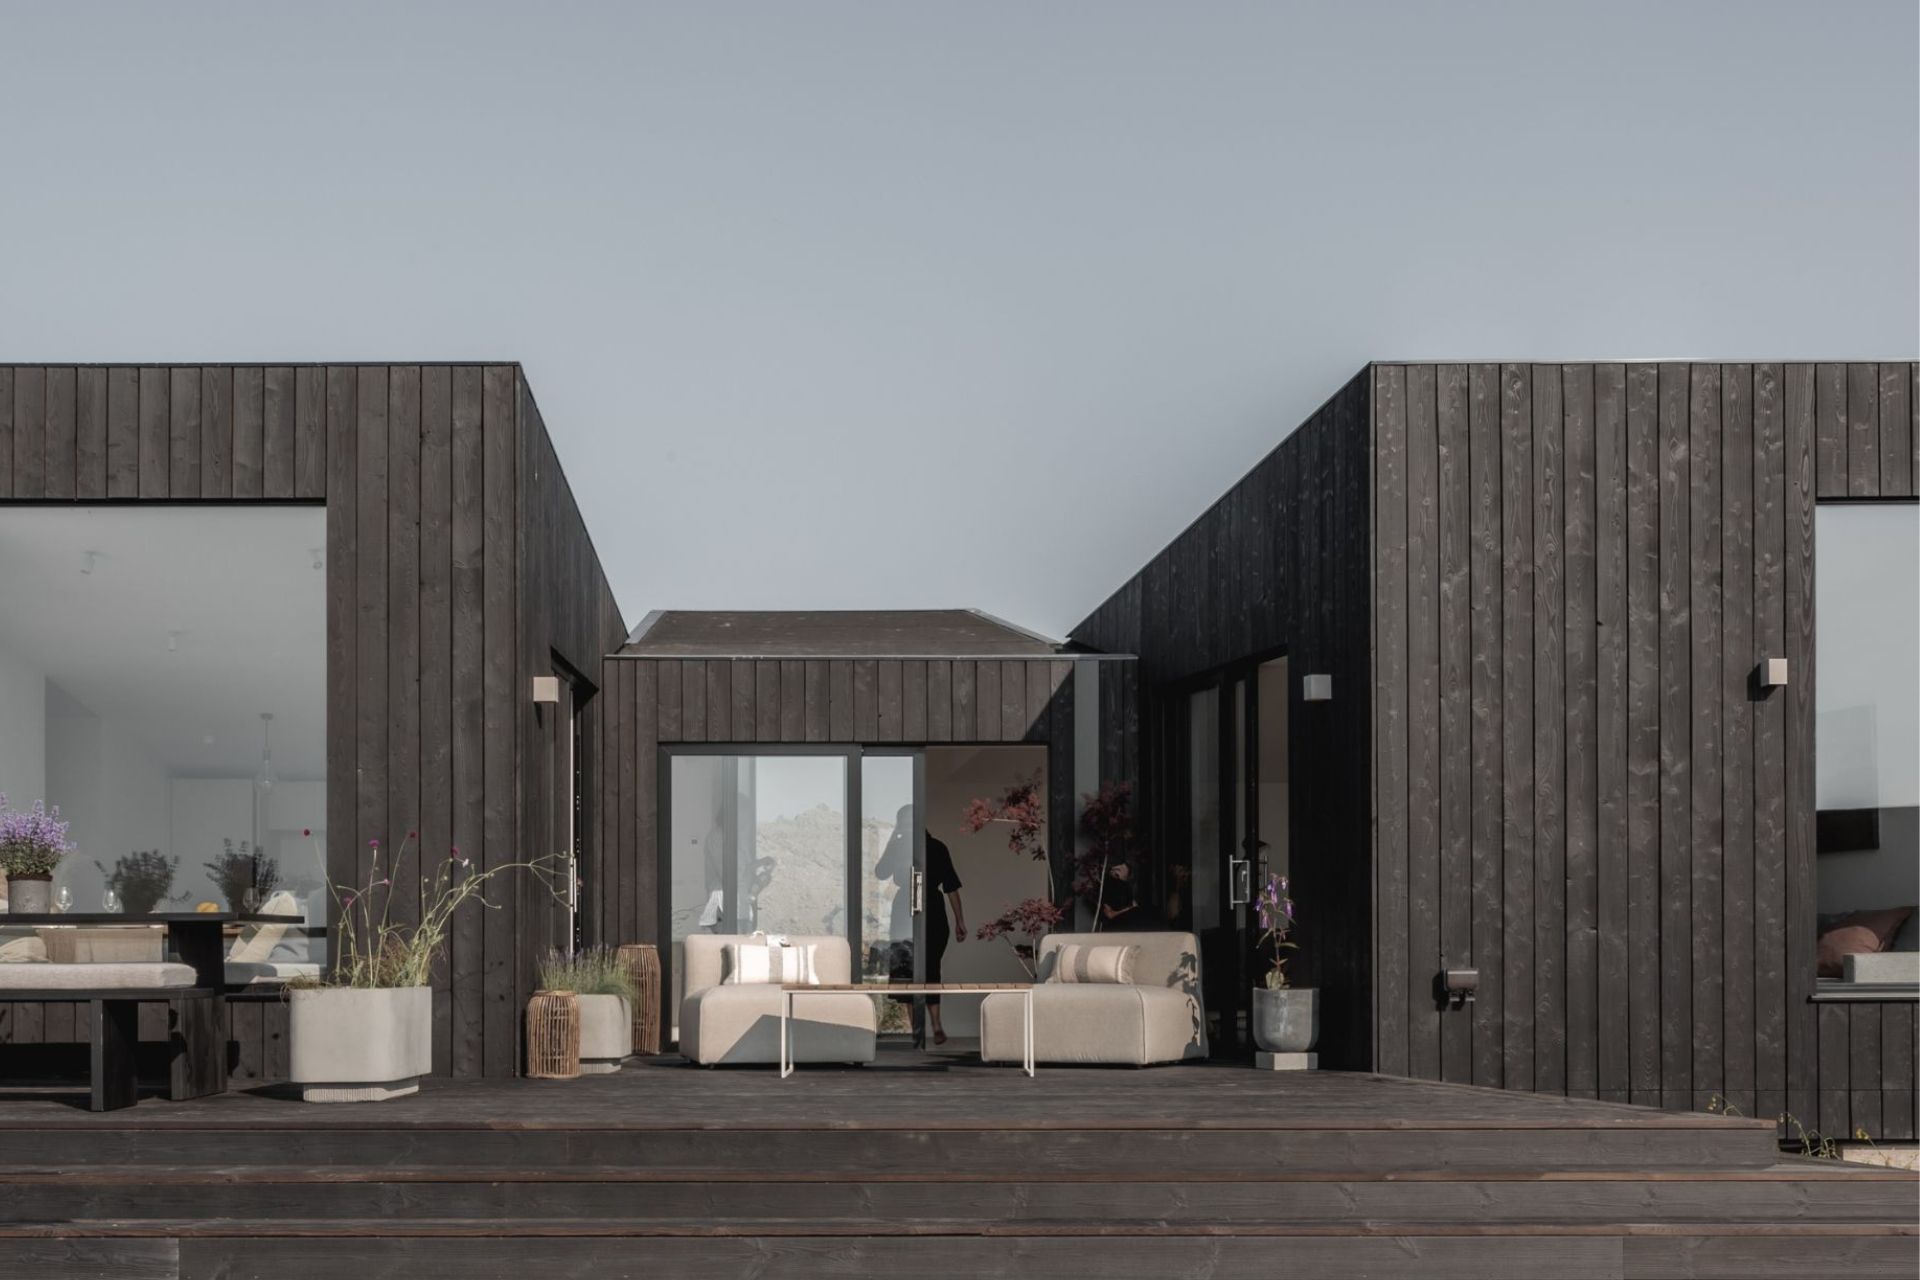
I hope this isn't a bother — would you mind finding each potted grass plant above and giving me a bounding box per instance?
[204,838,279,912]
[535,946,636,1074]
[289,833,555,1102]
[0,797,73,914]
[1250,873,1316,1055]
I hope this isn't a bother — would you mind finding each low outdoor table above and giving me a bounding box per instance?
[6,912,305,987]
[779,982,1035,1079]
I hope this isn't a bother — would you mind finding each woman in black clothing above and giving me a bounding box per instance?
[920,832,966,1046]
[1099,859,1142,931]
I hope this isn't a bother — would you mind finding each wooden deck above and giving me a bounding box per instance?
[0,1048,1913,1278]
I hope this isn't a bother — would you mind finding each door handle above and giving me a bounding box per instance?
[911,869,924,915]
[1228,857,1251,906]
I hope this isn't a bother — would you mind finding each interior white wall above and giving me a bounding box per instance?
[0,639,46,813]
[926,745,1049,1038]
[1816,504,1920,810]
[45,701,172,911]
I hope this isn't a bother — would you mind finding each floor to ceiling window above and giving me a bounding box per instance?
[0,507,327,925]
[1814,503,1919,985]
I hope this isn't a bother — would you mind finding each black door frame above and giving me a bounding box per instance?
[1174,647,1287,1056]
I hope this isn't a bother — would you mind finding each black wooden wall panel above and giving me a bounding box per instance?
[597,653,1108,1021]
[0,363,624,1082]
[1071,371,1375,1071]
[1366,361,1917,1139]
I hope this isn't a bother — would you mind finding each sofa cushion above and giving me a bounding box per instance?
[1844,951,1920,984]
[0,961,196,990]
[226,960,323,986]
[228,891,302,963]
[0,934,47,964]
[1052,942,1139,985]
[721,940,819,986]
[682,934,852,994]
[36,926,165,964]
[680,982,876,1065]
[1817,907,1915,977]
[979,983,1203,1065]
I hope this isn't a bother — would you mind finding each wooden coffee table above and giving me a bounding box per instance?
[779,982,1035,1078]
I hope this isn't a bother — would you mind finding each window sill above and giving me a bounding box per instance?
[1813,981,1920,1002]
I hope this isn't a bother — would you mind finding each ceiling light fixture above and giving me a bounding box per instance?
[256,712,276,791]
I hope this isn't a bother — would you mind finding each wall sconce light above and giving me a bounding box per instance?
[1758,658,1788,688]
[530,676,561,705]
[1436,966,1478,1009]
[1302,674,1333,702]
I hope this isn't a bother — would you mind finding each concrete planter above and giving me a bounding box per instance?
[1251,986,1319,1054]
[577,993,631,1074]
[5,875,51,914]
[290,985,433,1103]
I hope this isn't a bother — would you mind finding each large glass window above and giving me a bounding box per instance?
[0,507,327,919]
[1815,504,1919,980]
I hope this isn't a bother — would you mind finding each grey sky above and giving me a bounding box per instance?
[2,2,1913,639]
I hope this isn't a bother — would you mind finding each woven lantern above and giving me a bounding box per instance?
[617,943,662,1055]
[526,990,582,1079]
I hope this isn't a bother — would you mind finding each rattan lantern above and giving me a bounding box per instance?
[526,989,582,1079]
[617,943,662,1055]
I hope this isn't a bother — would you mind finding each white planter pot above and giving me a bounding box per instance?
[577,993,631,1074]
[289,985,433,1103]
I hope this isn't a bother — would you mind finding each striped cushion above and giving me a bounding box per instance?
[721,940,819,986]
[1053,942,1139,985]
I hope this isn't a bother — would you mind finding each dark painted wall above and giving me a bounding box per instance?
[1071,371,1375,1070]
[0,363,625,1081]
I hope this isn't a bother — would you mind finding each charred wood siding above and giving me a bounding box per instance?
[0,363,624,1082]
[1070,371,1375,1072]
[1070,360,1915,1136]
[1372,361,1916,1139]
[594,656,1118,1009]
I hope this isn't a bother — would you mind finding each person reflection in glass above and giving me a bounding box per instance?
[920,830,966,1047]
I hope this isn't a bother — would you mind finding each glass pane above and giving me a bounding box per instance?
[0,507,327,960]
[1255,657,1289,881]
[1815,505,1920,929]
[860,755,916,987]
[1188,686,1220,925]
[668,754,849,942]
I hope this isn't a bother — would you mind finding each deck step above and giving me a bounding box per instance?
[0,1220,1915,1280]
[0,1164,1912,1227]
[0,1121,1784,1174]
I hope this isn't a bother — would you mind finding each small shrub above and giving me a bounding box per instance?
[538,945,637,1001]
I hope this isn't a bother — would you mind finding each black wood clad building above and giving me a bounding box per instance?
[1072,361,1919,1139]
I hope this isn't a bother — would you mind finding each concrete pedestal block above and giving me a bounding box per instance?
[1254,1051,1318,1071]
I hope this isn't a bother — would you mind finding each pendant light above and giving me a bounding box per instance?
[255,712,277,791]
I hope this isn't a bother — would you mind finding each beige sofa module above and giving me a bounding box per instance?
[0,961,197,990]
[679,934,876,1066]
[979,931,1207,1066]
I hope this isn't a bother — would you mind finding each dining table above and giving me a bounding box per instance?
[3,911,306,987]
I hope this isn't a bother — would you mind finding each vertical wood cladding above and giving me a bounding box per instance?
[0,364,625,1082]
[593,654,1112,994]
[1070,371,1376,1071]
[1071,360,1914,1134]
[1371,361,1917,1138]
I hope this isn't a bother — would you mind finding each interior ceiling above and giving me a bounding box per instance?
[0,506,327,779]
